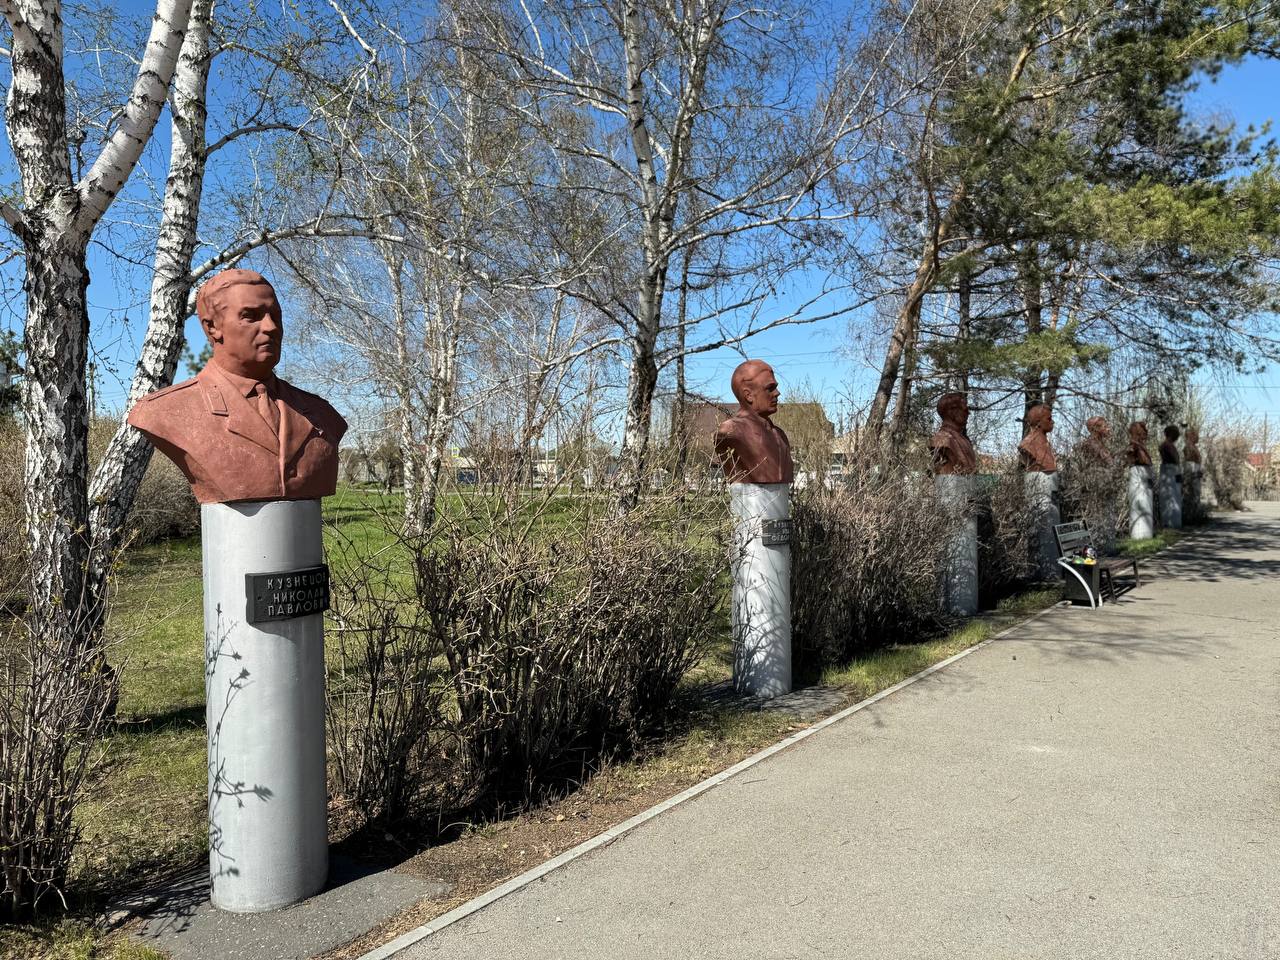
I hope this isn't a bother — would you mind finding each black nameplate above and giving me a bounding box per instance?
[760,518,792,546]
[246,565,331,624]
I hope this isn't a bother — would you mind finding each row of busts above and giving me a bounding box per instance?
[929,392,1202,476]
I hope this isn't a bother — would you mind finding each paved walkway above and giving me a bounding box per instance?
[395,504,1280,960]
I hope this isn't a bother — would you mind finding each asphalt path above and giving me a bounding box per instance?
[394,503,1280,960]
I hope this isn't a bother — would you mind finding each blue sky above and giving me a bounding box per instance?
[3,19,1277,438]
[681,54,1280,430]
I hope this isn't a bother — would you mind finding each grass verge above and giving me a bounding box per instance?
[0,921,166,960]
[1118,528,1182,559]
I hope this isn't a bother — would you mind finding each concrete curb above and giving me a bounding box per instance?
[356,603,1065,960]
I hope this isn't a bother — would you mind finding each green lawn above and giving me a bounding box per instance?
[1118,528,1182,558]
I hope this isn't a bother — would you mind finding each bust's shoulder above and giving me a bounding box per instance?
[278,378,348,439]
[128,377,203,433]
[142,377,199,403]
[715,410,745,437]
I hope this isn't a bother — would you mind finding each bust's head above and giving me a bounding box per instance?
[731,360,780,419]
[197,269,283,381]
[1086,416,1110,439]
[937,392,969,430]
[1026,403,1053,434]
[1129,421,1148,444]
[1186,427,1199,444]
[1164,424,1180,443]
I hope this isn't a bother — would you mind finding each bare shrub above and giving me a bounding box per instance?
[89,419,199,546]
[976,463,1039,596]
[413,484,727,802]
[1057,435,1126,551]
[791,451,953,674]
[1205,434,1250,510]
[324,527,450,825]
[0,549,120,918]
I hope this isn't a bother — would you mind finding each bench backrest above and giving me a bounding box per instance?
[1054,520,1091,557]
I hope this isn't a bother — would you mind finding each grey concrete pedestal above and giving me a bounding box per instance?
[202,499,329,912]
[1128,465,1155,540]
[1159,463,1183,529]
[729,483,791,699]
[1024,471,1060,581]
[936,474,978,616]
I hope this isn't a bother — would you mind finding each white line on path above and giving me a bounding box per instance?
[357,604,1064,960]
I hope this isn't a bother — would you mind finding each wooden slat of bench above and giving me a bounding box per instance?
[1098,557,1136,571]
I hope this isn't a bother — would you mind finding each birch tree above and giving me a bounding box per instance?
[1,0,193,646]
[472,0,888,507]
[287,9,603,531]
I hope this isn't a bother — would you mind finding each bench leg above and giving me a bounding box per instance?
[1132,561,1140,588]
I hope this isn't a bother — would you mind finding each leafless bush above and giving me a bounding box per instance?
[89,419,199,546]
[1205,434,1251,510]
[412,483,727,802]
[1057,437,1126,551]
[791,451,953,673]
[0,551,119,918]
[976,463,1039,595]
[324,527,450,825]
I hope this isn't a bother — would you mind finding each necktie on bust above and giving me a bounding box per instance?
[254,381,280,438]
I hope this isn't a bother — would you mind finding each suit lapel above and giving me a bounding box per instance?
[278,383,317,467]
[200,365,279,457]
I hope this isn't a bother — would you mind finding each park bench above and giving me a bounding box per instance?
[1053,520,1141,609]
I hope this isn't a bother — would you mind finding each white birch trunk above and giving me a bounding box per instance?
[4,0,192,643]
[88,0,213,569]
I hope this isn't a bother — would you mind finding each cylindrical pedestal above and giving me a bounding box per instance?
[1158,463,1183,529]
[936,474,978,616]
[202,500,329,912]
[1024,471,1060,581]
[729,483,791,699]
[1128,465,1155,540]
[1185,462,1203,521]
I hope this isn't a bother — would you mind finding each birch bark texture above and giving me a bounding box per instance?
[3,0,193,641]
[88,0,213,567]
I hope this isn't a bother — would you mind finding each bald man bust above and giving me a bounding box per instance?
[714,360,794,484]
[1017,404,1057,473]
[127,269,347,504]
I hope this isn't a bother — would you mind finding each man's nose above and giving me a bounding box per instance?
[260,313,281,335]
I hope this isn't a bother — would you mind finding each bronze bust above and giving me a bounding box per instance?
[1159,425,1181,465]
[714,360,794,484]
[1017,404,1057,473]
[1082,416,1113,464]
[128,269,348,504]
[929,392,977,475]
[1184,428,1202,465]
[1127,421,1153,467]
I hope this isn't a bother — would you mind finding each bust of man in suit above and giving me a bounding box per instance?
[929,392,977,476]
[127,269,348,504]
[714,359,794,484]
[1184,427,1202,465]
[1082,416,1113,464]
[1127,421,1153,467]
[1159,424,1181,465]
[1017,403,1057,473]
